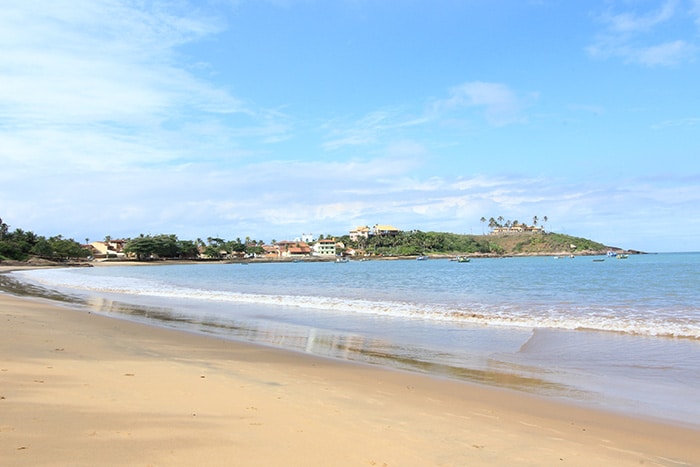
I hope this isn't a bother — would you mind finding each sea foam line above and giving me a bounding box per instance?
[13,269,700,339]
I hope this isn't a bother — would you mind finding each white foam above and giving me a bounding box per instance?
[13,268,700,339]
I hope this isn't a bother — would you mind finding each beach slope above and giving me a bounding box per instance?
[1,292,698,466]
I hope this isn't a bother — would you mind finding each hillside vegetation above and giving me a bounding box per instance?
[475,232,611,256]
[344,230,615,257]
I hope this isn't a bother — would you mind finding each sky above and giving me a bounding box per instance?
[1,0,699,252]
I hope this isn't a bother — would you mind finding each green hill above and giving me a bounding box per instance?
[475,232,612,256]
[343,230,621,257]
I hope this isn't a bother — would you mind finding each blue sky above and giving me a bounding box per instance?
[1,0,699,252]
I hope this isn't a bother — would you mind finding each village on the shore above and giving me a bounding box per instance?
[88,224,411,261]
[3,215,635,265]
[85,220,614,262]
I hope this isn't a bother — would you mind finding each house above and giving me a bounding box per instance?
[313,238,337,256]
[349,226,371,241]
[490,224,543,235]
[372,224,400,236]
[276,241,311,258]
[89,240,127,259]
[285,244,312,257]
[262,244,281,258]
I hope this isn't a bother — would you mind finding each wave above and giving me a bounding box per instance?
[13,269,700,340]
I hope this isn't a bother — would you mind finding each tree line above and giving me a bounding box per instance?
[121,234,266,261]
[122,231,501,259]
[480,215,548,232]
[5,215,599,263]
[0,216,503,262]
[338,230,501,256]
[0,218,90,262]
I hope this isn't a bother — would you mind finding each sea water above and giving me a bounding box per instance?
[7,253,700,427]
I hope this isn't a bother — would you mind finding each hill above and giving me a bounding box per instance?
[472,232,616,256]
[346,230,630,258]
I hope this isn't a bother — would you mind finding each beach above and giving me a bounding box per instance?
[2,286,699,466]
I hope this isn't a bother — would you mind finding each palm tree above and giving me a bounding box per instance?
[532,215,538,227]
[480,217,486,234]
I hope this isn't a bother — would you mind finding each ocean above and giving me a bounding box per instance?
[6,252,700,427]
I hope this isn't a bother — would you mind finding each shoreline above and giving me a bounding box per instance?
[2,291,699,465]
[0,244,648,271]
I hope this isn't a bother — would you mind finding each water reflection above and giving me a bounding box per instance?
[81,292,574,395]
[2,272,575,398]
[0,273,86,304]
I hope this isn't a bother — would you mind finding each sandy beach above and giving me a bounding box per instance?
[2,285,699,466]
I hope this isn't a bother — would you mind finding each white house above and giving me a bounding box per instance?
[313,238,337,256]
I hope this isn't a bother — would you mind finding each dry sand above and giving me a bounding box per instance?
[1,290,699,466]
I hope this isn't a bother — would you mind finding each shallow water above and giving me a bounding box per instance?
[7,253,700,427]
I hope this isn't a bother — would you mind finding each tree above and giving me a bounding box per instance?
[124,235,157,260]
[0,240,24,260]
[480,217,486,234]
[30,239,53,258]
[245,243,264,257]
[177,240,199,259]
[0,218,8,240]
[48,236,90,260]
[152,234,180,258]
[228,238,246,254]
[0,227,40,261]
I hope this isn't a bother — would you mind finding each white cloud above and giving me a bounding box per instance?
[603,0,678,33]
[431,82,531,126]
[588,38,696,66]
[652,117,700,128]
[0,0,286,177]
[693,0,700,25]
[321,109,428,151]
[320,81,531,152]
[0,1,231,120]
[587,0,698,66]
[2,144,696,251]
[634,39,696,65]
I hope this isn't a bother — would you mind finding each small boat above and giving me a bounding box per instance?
[616,254,629,259]
[335,257,349,263]
[456,256,470,263]
[593,258,605,262]
[606,251,617,257]
[416,255,428,261]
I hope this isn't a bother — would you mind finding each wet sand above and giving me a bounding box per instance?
[1,290,699,466]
